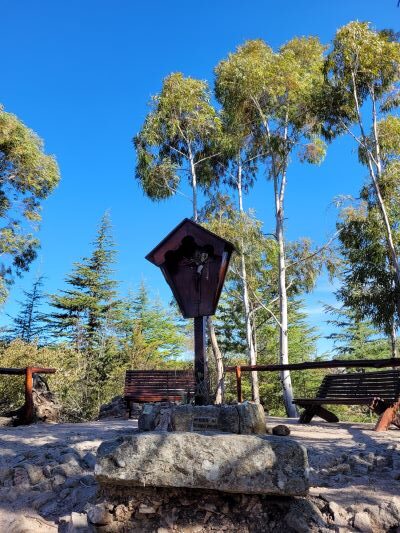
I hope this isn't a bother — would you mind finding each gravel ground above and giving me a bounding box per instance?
[0,416,398,531]
[271,416,400,509]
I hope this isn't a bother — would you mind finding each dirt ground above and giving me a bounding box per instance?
[0,416,398,531]
[272,416,400,509]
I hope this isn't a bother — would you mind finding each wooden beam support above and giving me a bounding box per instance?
[194,316,208,405]
[226,357,400,373]
[374,400,400,432]
[235,365,243,403]
[24,367,34,424]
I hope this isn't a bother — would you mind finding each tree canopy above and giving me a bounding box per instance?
[0,106,60,302]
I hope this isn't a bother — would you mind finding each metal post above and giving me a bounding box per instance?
[194,316,208,405]
[235,365,243,403]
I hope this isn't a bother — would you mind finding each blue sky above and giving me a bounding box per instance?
[0,0,398,354]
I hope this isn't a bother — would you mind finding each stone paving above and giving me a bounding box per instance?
[0,416,398,531]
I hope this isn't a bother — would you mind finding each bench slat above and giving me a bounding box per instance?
[124,369,195,405]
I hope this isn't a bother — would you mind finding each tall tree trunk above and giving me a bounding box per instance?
[353,81,400,318]
[207,317,224,403]
[188,147,198,222]
[390,320,398,358]
[275,173,297,418]
[237,160,260,402]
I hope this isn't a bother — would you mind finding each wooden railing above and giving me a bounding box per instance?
[225,358,400,403]
[0,367,56,424]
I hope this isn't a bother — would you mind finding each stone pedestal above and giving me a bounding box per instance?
[89,432,313,531]
[95,432,308,496]
[138,401,266,434]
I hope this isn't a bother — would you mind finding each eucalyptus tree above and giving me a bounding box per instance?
[323,21,400,315]
[134,72,223,402]
[0,106,60,302]
[204,197,269,402]
[212,69,264,402]
[134,72,221,221]
[214,38,327,416]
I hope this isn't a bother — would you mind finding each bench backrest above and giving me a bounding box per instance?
[124,369,195,403]
[317,370,400,402]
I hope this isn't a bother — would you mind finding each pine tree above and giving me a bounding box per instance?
[8,276,47,344]
[50,213,119,350]
[325,304,392,360]
[49,213,120,416]
[116,282,186,369]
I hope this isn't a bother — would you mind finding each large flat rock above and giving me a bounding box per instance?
[95,432,309,496]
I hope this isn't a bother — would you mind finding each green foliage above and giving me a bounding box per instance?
[336,192,399,335]
[325,304,392,360]
[49,212,121,417]
[322,22,400,139]
[0,340,86,421]
[134,72,221,210]
[50,212,119,351]
[7,275,48,344]
[0,106,60,302]
[215,37,327,168]
[115,282,187,369]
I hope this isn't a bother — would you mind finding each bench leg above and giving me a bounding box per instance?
[314,406,339,423]
[126,399,132,419]
[299,406,339,424]
[374,401,400,432]
[299,407,316,423]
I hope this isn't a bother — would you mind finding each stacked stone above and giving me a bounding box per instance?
[0,444,97,520]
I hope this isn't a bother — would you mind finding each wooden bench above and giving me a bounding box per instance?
[124,369,195,417]
[293,370,400,431]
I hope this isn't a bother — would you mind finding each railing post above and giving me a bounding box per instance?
[235,365,243,403]
[24,366,34,424]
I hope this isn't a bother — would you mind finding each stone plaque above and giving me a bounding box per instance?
[192,415,219,431]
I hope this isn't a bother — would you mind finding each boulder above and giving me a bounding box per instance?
[99,395,142,420]
[171,404,193,431]
[237,402,266,434]
[95,432,309,496]
[272,424,291,436]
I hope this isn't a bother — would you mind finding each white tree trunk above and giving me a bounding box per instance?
[237,161,259,402]
[353,82,400,318]
[391,320,398,359]
[207,317,224,403]
[275,174,298,418]
[188,148,198,222]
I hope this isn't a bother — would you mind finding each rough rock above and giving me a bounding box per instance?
[237,402,266,434]
[272,424,291,436]
[67,511,94,532]
[98,396,137,420]
[87,503,113,525]
[353,510,373,532]
[87,487,334,533]
[96,432,308,495]
[9,514,56,533]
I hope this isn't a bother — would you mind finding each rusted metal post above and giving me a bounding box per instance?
[375,400,400,432]
[24,366,34,424]
[194,316,208,405]
[235,365,243,403]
